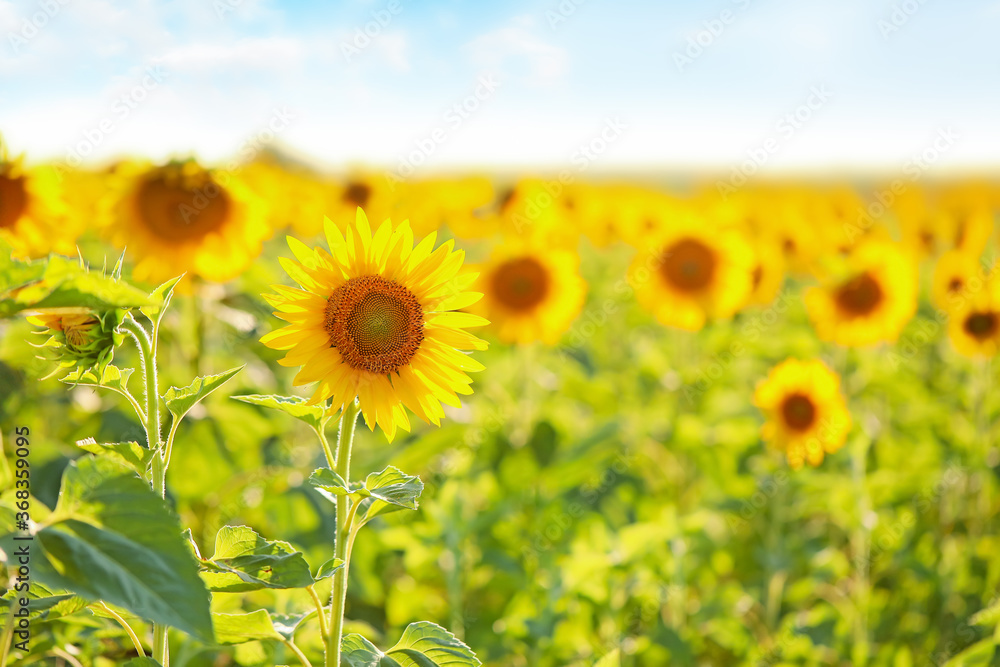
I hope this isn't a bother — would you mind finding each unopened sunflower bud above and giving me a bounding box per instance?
[28,308,125,376]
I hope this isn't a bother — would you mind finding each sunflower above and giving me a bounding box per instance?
[753,358,852,469]
[948,273,1000,358]
[261,208,488,441]
[804,239,917,347]
[932,249,981,312]
[628,220,754,331]
[100,159,270,284]
[0,146,75,259]
[241,154,329,238]
[472,238,587,345]
[389,176,494,239]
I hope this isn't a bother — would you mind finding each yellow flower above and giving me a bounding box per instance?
[948,273,1000,358]
[472,238,587,345]
[389,176,495,239]
[931,249,981,312]
[753,358,852,469]
[805,239,917,346]
[0,148,75,259]
[241,157,330,238]
[628,220,754,331]
[261,208,488,441]
[100,159,270,284]
[746,238,786,306]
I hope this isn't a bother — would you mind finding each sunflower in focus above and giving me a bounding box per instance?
[948,273,1000,358]
[261,209,488,440]
[932,249,981,312]
[100,159,270,284]
[629,221,754,331]
[0,143,75,259]
[472,238,587,345]
[805,239,917,346]
[753,358,852,469]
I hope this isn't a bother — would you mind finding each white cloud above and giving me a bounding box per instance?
[159,36,306,72]
[464,14,567,85]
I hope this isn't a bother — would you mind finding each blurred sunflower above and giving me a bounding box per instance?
[324,173,396,231]
[99,159,270,284]
[241,155,329,238]
[746,238,785,306]
[0,144,75,259]
[753,358,852,469]
[261,208,488,440]
[932,249,981,312]
[629,222,754,331]
[948,273,1000,358]
[805,239,917,346]
[389,176,494,238]
[472,239,587,345]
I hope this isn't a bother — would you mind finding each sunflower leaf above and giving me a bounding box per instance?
[30,456,214,641]
[198,525,316,592]
[213,609,282,645]
[60,364,134,393]
[308,468,354,503]
[314,557,345,580]
[140,275,184,326]
[163,365,245,422]
[341,634,387,667]
[75,438,153,476]
[355,466,424,525]
[386,621,481,666]
[233,394,327,430]
[123,659,164,667]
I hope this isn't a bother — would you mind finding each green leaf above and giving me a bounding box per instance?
[386,621,480,666]
[314,557,345,580]
[140,275,183,325]
[270,611,311,641]
[61,364,134,393]
[123,659,164,667]
[33,456,213,641]
[356,467,424,525]
[213,609,282,644]
[232,394,327,430]
[341,622,480,667]
[0,254,151,317]
[199,525,316,592]
[0,582,89,624]
[75,438,153,476]
[341,634,387,667]
[163,365,245,421]
[308,468,353,503]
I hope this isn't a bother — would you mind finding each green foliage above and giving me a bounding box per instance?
[163,365,245,422]
[342,621,480,667]
[232,393,328,430]
[194,524,318,592]
[28,456,213,641]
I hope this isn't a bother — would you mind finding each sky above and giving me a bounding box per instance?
[1,0,998,174]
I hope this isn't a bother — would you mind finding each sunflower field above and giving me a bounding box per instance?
[2,140,1000,667]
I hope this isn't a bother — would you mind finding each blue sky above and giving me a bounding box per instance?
[1,0,998,172]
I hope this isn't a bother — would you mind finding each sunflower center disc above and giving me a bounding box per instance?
[781,393,817,431]
[964,312,999,341]
[835,272,883,316]
[0,173,28,229]
[342,182,372,208]
[325,275,424,374]
[661,238,716,291]
[136,170,231,242]
[492,257,550,310]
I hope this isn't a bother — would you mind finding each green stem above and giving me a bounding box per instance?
[96,602,145,657]
[120,315,169,666]
[0,610,14,667]
[282,638,314,667]
[307,585,330,642]
[325,400,360,667]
